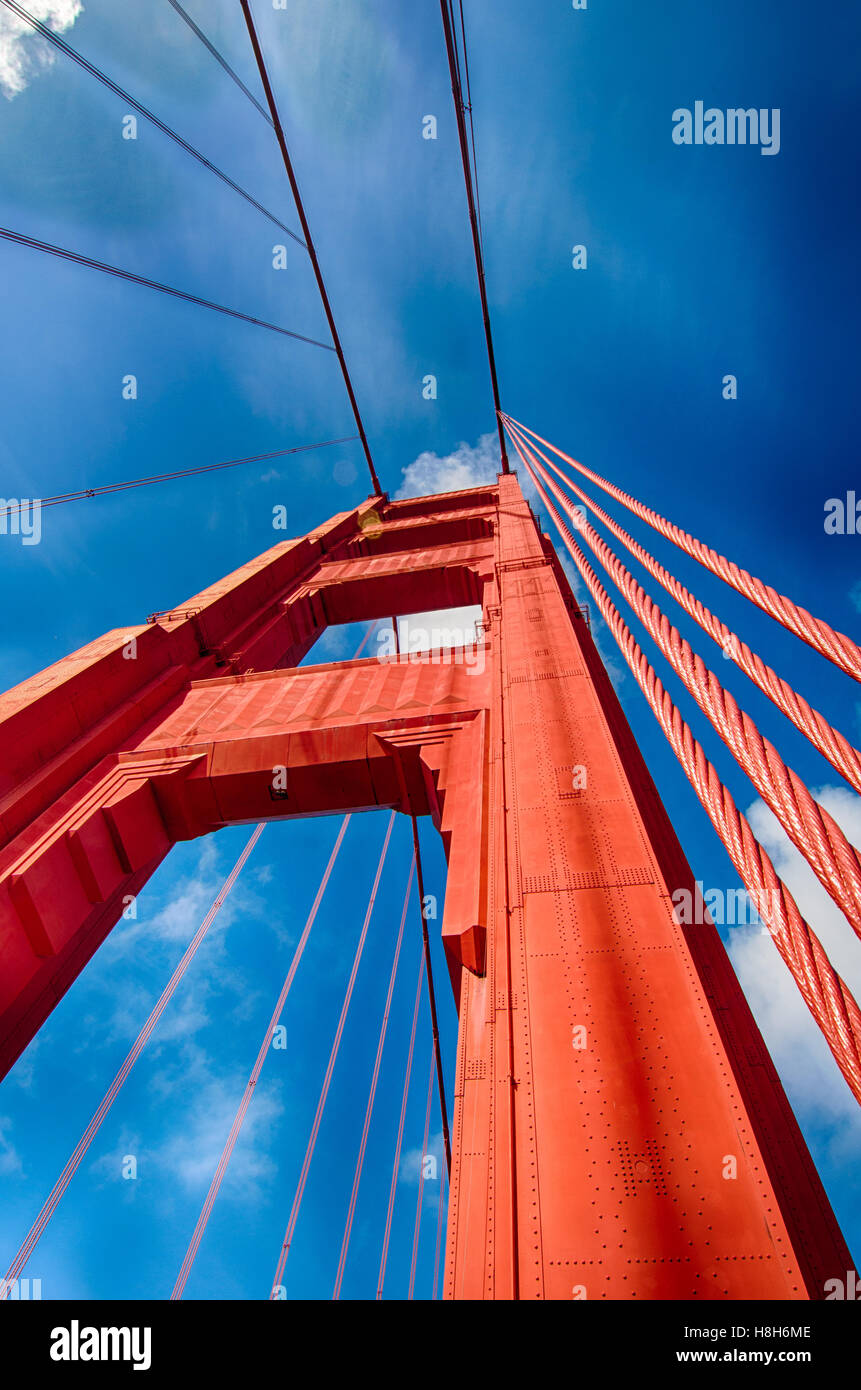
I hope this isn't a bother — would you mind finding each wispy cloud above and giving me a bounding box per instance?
[0,1,83,100]
[0,1117,23,1177]
[88,1061,283,1205]
[396,432,500,499]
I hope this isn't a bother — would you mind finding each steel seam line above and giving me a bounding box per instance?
[172,816,352,1299]
[1,824,265,1299]
[0,0,301,243]
[502,413,861,683]
[268,811,396,1298]
[503,418,861,798]
[507,427,861,1104]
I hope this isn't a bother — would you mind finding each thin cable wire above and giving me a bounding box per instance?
[457,0,484,251]
[410,807,452,1176]
[376,954,424,1300]
[1,824,264,1299]
[0,438,357,520]
[431,1154,447,1300]
[0,227,334,349]
[513,439,861,1104]
[408,1052,435,1300]
[387,654,452,1178]
[508,425,861,942]
[165,0,274,124]
[504,418,861,799]
[268,811,395,1298]
[172,817,350,1300]
[503,413,861,684]
[332,852,416,1300]
[238,0,382,495]
[438,0,508,470]
[0,0,301,244]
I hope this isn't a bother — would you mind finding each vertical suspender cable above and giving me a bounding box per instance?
[376,954,424,1299]
[390,619,452,1175]
[268,811,396,1297]
[332,852,416,1299]
[1,824,264,1299]
[431,1151,447,1299]
[407,1052,436,1300]
[409,809,452,1177]
[171,816,351,1299]
[392,740,452,1177]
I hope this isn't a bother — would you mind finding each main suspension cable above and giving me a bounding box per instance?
[503,413,861,684]
[508,425,861,942]
[171,816,350,1300]
[504,418,861,799]
[1,824,264,1299]
[332,852,416,1300]
[439,0,508,470]
[514,441,861,1103]
[268,811,395,1297]
[0,0,301,244]
[238,0,382,496]
[0,227,334,349]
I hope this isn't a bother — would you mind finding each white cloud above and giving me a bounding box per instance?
[725,785,861,1155]
[0,1118,22,1177]
[0,1,83,100]
[399,1130,445,1208]
[396,433,500,500]
[87,1063,283,1203]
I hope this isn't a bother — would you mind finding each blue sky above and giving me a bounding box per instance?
[1,0,860,1298]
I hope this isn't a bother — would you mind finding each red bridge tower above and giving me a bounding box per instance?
[0,473,850,1298]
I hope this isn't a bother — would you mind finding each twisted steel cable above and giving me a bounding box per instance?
[503,413,861,684]
[505,418,861,798]
[509,428,861,943]
[515,448,861,1104]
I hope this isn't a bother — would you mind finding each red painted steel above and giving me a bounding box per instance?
[0,476,853,1298]
[504,418,861,798]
